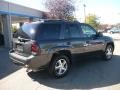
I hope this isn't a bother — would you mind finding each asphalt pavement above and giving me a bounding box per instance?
[0,40,120,90]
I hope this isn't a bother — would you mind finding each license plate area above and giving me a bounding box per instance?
[16,44,23,52]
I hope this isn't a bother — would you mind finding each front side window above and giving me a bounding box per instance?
[81,24,96,38]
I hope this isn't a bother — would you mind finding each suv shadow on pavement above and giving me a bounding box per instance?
[0,48,21,79]
[28,55,120,89]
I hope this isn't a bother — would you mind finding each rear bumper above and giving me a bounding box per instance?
[9,50,52,70]
[9,50,34,66]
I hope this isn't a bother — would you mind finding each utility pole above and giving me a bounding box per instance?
[83,4,86,23]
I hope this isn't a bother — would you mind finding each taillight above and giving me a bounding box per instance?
[31,42,40,55]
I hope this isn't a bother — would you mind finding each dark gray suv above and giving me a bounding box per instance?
[9,20,114,78]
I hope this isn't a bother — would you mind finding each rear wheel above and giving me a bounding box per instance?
[49,55,71,78]
[103,45,114,60]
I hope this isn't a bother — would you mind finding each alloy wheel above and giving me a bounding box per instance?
[55,59,68,75]
[105,46,113,59]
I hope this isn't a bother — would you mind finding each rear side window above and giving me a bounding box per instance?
[37,23,61,41]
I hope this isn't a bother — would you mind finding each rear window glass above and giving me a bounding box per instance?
[36,23,61,41]
[64,24,81,39]
[15,23,39,39]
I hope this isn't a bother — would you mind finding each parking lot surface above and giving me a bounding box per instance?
[0,40,120,90]
[103,33,120,40]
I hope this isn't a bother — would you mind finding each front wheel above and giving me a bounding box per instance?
[103,45,114,60]
[49,55,71,78]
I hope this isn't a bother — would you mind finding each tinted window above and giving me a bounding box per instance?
[81,24,96,38]
[15,23,39,39]
[64,24,81,39]
[37,23,61,41]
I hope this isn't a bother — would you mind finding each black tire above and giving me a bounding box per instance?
[102,45,114,60]
[49,55,71,78]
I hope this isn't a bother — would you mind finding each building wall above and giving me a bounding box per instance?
[0,16,3,34]
[0,1,43,18]
[0,1,44,48]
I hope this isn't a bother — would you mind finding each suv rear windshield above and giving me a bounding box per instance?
[15,23,39,39]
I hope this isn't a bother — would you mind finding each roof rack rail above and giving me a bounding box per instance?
[39,19,80,23]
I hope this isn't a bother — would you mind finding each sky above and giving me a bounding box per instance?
[4,0,120,24]
[76,0,120,24]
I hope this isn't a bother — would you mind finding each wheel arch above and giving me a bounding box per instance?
[50,50,72,65]
[107,42,114,51]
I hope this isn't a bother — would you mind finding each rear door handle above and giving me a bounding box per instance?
[83,41,89,47]
[83,43,89,47]
[66,42,71,45]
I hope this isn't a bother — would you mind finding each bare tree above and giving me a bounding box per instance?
[45,0,75,20]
